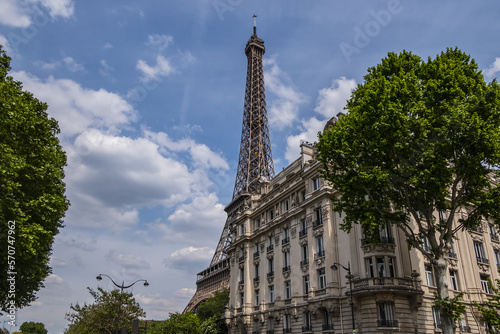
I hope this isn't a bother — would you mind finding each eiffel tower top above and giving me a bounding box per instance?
[232,16,274,199]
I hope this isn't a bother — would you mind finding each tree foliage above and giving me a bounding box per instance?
[65,287,145,334]
[475,277,500,332]
[19,322,47,334]
[317,48,500,334]
[146,312,201,334]
[0,46,69,311]
[197,289,229,334]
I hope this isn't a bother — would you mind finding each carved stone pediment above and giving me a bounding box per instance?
[362,243,396,254]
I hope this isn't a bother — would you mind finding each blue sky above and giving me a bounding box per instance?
[1,0,500,332]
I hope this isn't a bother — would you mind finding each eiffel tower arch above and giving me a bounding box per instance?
[184,17,274,313]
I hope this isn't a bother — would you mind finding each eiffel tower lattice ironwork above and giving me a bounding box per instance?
[184,17,274,313]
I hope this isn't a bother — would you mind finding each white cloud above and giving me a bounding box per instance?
[264,57,307,129]
[484,57,500,79]
[137,55,175,83]
[13,71,136,138]
[0,35,11,53]
[147,34,173,50]
[314,76,356,118]
[145,130,229,170]
[107,252,152,270]
[37,56,85,72]
[285,117,326,163]
[164,246,214,273]
[0,0,74,28]
[44,274,64,284]
[99,59,114,78]
[284,76,356,163]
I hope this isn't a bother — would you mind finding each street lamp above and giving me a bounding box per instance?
[331,262,355,333]
[96,274,149,293]
[96,274,149,334]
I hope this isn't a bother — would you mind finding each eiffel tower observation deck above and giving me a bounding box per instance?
[184,17,274,313]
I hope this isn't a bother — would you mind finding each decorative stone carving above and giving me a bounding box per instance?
[274,235,280,245]
[361,243,396,254]
[315,257,325,266]
[299,238,308,246]
[282,244,290,253]
[253,258,260,265]
[283,271,290,279]
[306,215,313,224]
[291,226,297,238]
[313,228,323,237]
[301,264,309,273]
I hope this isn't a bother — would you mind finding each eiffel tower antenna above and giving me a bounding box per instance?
[184,17,274,313]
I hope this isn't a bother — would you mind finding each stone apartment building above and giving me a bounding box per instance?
[225,136,499,334]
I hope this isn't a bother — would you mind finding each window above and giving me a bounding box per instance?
[283,314,292,333]
[254,219,261,230]
[379,223,392,242]
[269,209,274,220]
[301,244,309,266]
[366,258,374,278]
[239,268,244,284]
[366,256,395,278]
[267,235,274,252]
[318,268,326,289]
[284,199,289,212]
[267,257,274,276]
[425,264,435,286]
[491,224,499,241]
[300,219,307,237]
[313,207,323,227]
[303,312,312,332]
[282,228,290,245]
[254,243,260,258]
[301,190,306,201]
[432,306,441,329]
[255,290,260,306]
[303,275,310,295]
[268,285,275,302]
[474,241,488,263]
[323,309,332,330]
[495,249,500,268]
[422,237,431,252]
[284,281,291,299]
[254,263,260,280]
[481,275,492,294]
[239,292,244,307]
[238,223,245,236]
[312,177,320,191]
[448,241,457,258]
[450,270,458,291]
[377,257,386,277]
[268,317,274,331]
[377,302,397,327]
[316,235,325,258]
[283,251,291,272]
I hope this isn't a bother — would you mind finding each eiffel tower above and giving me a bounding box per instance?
[184,16,274,313]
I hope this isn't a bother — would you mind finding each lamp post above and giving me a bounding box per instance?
[331,262,355,333]
[96,274,149,334]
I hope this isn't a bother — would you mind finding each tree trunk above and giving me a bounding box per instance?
[434,257,456,334]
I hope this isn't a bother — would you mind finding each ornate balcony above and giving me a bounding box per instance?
[351,276,423,297]
[377,320,398,328]
[282,237,290,245]
[267,245,274,253]
[312,219,323,228]
[299,229,307,238]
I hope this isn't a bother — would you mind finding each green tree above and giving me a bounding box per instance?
[0,46,69,312]
[147,313,201,334]
[197,289,228,334]
[475,276,500,332]
[19,322,47,334]
[65,287,145,334]
[317,48,500,334]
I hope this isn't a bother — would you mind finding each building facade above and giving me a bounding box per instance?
[225,137,499,333]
